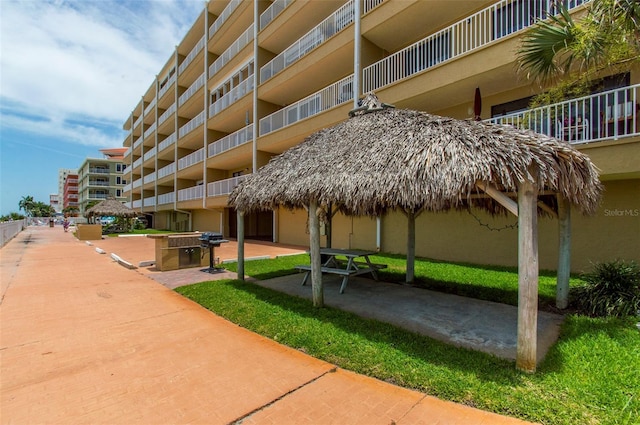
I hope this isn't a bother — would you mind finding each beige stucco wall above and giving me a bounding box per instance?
[192,209,223,233]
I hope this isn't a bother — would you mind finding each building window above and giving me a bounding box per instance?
[116,189,122,197]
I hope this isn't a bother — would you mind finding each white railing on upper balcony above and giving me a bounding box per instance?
[209,75,254,117]
[363,0,385,14]
[158,103,176,126]
[178,73,205,107]
[143,172,157,184]
[143,146,157,162]
[132,199,142,208]
[260,74,354,136]
[178,110,206,138]
[123,183,132,193]
[363,0,588,93]
[123,166,131,176]
[144,97,156,116]
[133,157,142,169]
[209,0,242,39]
[124,147,132,158]
[144,122,156,140]
[261,0,354,83]
[209,124,254,157]
[157,162,176,179]
[178,184,203,202]
[133,178,142,189]
[133,136,143,150]
[143,196,156,207]
[488,84,639,144]
[179,36,205,75]
[178,147,205,170]
[133,115,142,130]
[259,0,293,30]
[158,73,176,99]
[207,175,246,197]
[157,192,175,205]
[158,132,177,152]
[209,24,254,78]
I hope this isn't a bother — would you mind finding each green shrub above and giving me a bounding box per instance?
[572,260,640,317]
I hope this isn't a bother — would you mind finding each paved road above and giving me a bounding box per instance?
[0,226,533,424]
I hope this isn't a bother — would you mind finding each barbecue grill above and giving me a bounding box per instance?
[198,232,228,273]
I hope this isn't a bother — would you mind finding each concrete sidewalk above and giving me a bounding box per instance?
[1,226,533,424]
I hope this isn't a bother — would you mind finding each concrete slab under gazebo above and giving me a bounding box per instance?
[229,94,602,372]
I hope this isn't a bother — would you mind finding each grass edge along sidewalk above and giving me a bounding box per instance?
[176,254,639,425]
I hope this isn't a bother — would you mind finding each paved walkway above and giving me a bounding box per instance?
[1,226,534,424]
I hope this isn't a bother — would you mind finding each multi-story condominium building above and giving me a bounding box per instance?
[121,0,639,271]
[49,194,61,214]
[77,148,128,215]
[63,172,79,211]
[58,168,77,210]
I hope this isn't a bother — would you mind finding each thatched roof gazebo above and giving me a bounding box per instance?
[84,196,138,224]
[229,94,602,372]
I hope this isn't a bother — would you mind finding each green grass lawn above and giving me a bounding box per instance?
[178,255,640,425]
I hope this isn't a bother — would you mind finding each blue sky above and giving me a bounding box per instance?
[0,0,204,215]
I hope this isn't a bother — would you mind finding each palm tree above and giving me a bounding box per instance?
[18,196,35,217]
[518,0,640,86]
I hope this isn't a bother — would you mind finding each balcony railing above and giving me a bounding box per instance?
[123,183,132,193]
[89,168,110,174]
[88,181,110,187]
[209,0,242,39]
[260,74,354,136]
[158,132,177,152]
[209,74,254,117]
[207,175,246,197]
[133,136,143,149]
[158,73,176,99]
[178,110,206,138]
[158,192,175,205]
[157,162,176,179]
[488,84,639,144]
[178,184,203,202]
[132,178,142,189]
[67,194,79,200]
[209,24,254,78]
[179,36,205,75]
[261,0,354,83]
[259,0,293,30]
[209,124,254,157]
[158,103,176,126]
[132,199,142,208]
[66,178,78,184]
[178,147,205,170]
[133,158,142,169]
[133,115,142,130]
[178,73,205,107]
[143,171,157,184]
[144,122,156,139]
[363,0,588,93]
[144,97,156,116]
[143,196,156,207]
[143,146,157,162]
[363,0,385,14]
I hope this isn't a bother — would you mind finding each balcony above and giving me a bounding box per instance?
[88,180,110,187]
[88,193,110,200]
[178,73,205,107]
[178,184,203,202]
[158,162,176,179]
[132,199,142,208]
[143,146,157,162]
[132,178,142,189]
[209,74,254,117]
[363,0,588,93]
[178,147,205,170]
[209,124,253,157]
[133,136,143,150]
[158,103,176,126]
[158,73,176,99]
[158,132,177,153]
[209,0,242,40]
[144,97,156,116]
[143,172,157,184]
[158,192,175,205]
[179,36,205,75]
[209,24,253,78]
[133,115,142,130]
[488,84,639,144]
[259,0,293,30]
[133,158,143,169]
[143,196,156,207]
[260,0,354,83]
[178,111,206,138]
[88,168,110,174]
[207,175,246,197]
[260,74,353,136]
[123,183,132,193]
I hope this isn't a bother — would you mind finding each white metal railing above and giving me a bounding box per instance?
[132,199,142,208]
[124,147,132,158]
[363,0,588,93]
[208,124,253,157]
[207,175,246,197]
[363,0,385,14]
[89,193,110,200]
[261,0,354,83]
[143,172,157,184]
[157,162,176,179]
[260,0,293,30]
[178,110,206,138]
[143,146,157,162]
[133,115,142,130]
[144,122,156,139]
[89,168,110,174]
[179,73,205,106]
[209,24,254,77]
[489,84,639,144]
[67,194,79,199]
[260,74,354,135]
[178,147,205,170]
[67,178,78,184]
[133,136,143,150]
[144,97,156,116]
[158,103,176,126]
[158,73,176,98]
[158,132,177,152]
[143,196,156,207]
[179,36,205,75]
[133,158,142,169]
[132,178,142,189]
[178,184,203,202]
[209,74,254,117]
[209,0,242,39]
[123,183,132,192]
[157,192,175,205]
[89,181,110,186]
[1,220,26,248]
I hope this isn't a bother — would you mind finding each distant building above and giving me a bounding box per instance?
[77,148,127,215]
[49,194,61,214]
[58,168,77,212]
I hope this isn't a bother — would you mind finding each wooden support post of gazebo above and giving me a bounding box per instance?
[556,196,571,309]
[237,211,245,281]
[309,200,324,307]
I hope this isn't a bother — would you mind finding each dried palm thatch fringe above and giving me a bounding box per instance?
[84,196,138,219]
[229,93,602,217]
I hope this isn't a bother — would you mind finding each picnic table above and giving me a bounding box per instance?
[295,248,387,294]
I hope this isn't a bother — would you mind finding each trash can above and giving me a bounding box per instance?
[49,219,54,228]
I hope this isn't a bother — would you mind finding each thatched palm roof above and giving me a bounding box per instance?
[84,197,137,218]
[229,94,602,216]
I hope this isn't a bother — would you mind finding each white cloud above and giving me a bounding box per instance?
[0,0,203,147]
